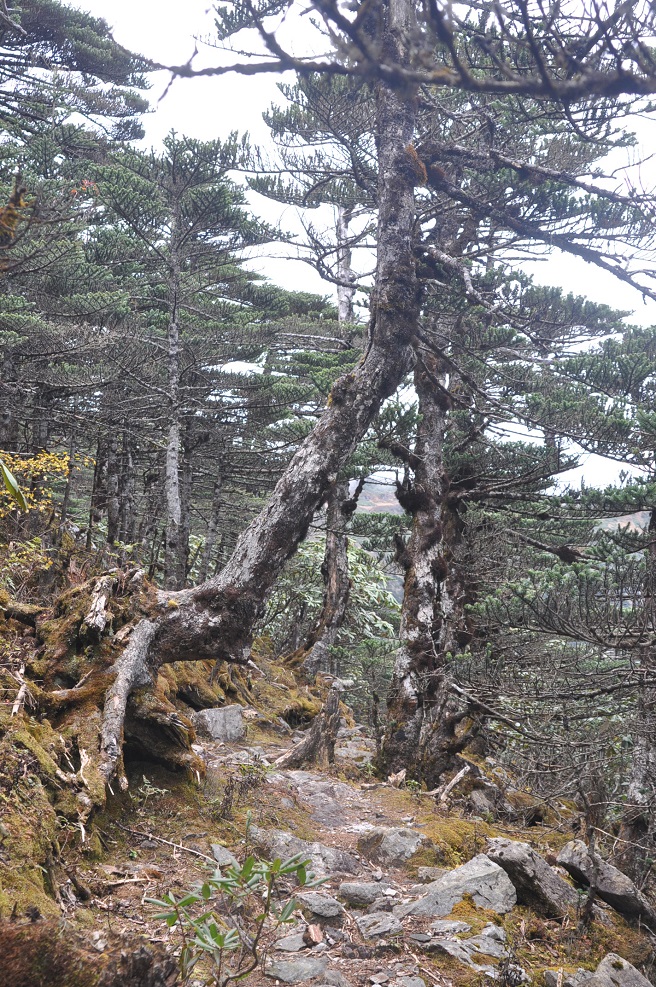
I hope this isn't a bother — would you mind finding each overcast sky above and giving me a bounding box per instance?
[77,0,656,321]
[75,0,656,489]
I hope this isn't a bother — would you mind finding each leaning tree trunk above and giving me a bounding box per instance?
[381,350,471,788]
[26,0,422,810]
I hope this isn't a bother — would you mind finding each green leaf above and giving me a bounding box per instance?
[0,460,27,511]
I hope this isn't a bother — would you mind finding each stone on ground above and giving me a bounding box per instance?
[338,881,391,906]
[355,912,403,937]
[297,891,345,918]
[395,854,517,918]
[557,841,656,927]
[191,705,245,741]
[249,826,361,876]
[357,827,432,866]
[266,956,329,983]
[487,837,579,918]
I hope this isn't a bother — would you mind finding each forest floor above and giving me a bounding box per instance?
[26,716,650,987]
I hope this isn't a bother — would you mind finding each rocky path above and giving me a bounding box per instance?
[172,716,654,987]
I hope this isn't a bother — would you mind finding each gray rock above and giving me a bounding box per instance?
[358,827,431,866]
[191,705,245,742]
[417,866,449,883]
[593,953,652,987]
[395,854,517,918]
[275,933,308,953]
[250,826,360,876]
[430,939,486,970]
[557,841,656,927]
[481,923,506,942]
[430,919,472,935]
[469,789,497,817]
[210,843,238,869]
[398,979,426,987]
[320,972,354,987]
[266,957,329,983]
[466,934,508,960]
[487,838,579,919]
[366,897,394,913]
[429,933,510,975]
[290,776,360,828]
[544,970,592,987]
[297,891,345,918]
[355,912,403,938]
[338,881,391,906]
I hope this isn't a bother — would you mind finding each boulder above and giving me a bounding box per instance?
[430,919,472,935]
[395,854,517,918]
[275,933,308,953]
[210,843,238,869]
[357,827,432,866]
[591,954,652,987]
[338,881,391,906]
[417,866,449,883]
[265,957,329,983]
[249,826,360,877]
[557,841,656,927]
[545,955,653,987]
[487,838,579,919]
[297,892,344,919]
[355,912,403,937]
[191,705,245,742]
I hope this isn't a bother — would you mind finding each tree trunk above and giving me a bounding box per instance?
[300,208,357,675]
[106,434,120,546]
[301,479,352,675]
[381,351,470,788]
[163,205,184,590]
[274,681,343,770]
[90,0,420,792]
[163,417,182,589]
[198,475,223,583]
[616,509,656,882]
[336,204,355,323]
[119,430,137,544]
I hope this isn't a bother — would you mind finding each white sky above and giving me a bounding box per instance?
[77,0,656,490]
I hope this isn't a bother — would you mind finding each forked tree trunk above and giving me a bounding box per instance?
[381,351,470,788]
[92,0,420,794]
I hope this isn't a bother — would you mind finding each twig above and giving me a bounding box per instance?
[11,680,27,716]
[437,764,471,802]
[114,821,217,864]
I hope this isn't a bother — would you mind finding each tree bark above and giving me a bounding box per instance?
[616,509,656,882]
[301,479,352,675]
[336,204,355,323]
[198,475,223,583]
[163,201,184,590]
[381,350,470,787]
[300,209,357,675]
[274,682,343,770]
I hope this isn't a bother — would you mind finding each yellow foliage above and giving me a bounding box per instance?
[0,450,70,521]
